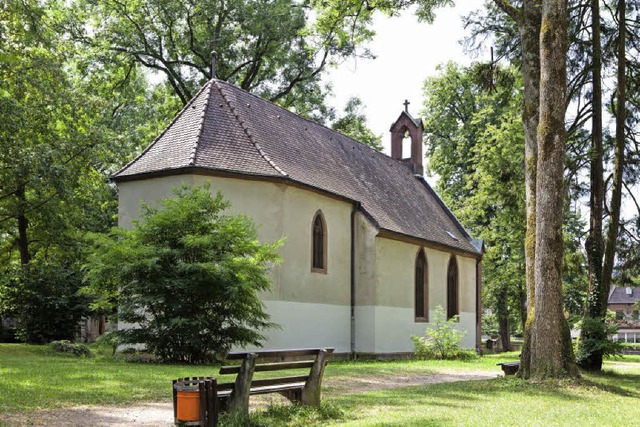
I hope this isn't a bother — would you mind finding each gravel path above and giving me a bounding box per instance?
[0,371,497,426]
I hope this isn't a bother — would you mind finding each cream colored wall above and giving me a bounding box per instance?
[366,237,477,352]
[117,173,479,353]
[118,175,196,228]
[353,212,378,353]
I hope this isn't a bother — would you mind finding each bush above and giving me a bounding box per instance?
[575,313,626,366]
[0,262,91,344]
[84,185,282,364]
[94,331,120,356]
[49,340,93,357]
[411,305,475,360]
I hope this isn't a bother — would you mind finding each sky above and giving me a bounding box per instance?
[325,1,486,153]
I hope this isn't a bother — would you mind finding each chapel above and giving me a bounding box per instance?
[113,78,484,355]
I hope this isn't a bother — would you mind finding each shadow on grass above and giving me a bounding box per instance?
[581,370,640,398]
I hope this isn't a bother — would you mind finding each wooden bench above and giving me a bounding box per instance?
[217,347,334,415]
[497,361,520,376]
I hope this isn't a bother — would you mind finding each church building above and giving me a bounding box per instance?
[113,78,483,355]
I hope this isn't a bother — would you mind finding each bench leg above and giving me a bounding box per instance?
[300,349,329,407]
[227,353,256,415]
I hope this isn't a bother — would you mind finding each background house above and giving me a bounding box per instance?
[609,285,640,344]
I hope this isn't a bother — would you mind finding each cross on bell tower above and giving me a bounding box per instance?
[403,99,410,113]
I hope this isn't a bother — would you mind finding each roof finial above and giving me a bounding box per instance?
[403,99,410,113]
[211,50,218,79]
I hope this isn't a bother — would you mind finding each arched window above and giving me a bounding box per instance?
[415,249,428,321]
[447,256,459,320]
[311,211,327,272]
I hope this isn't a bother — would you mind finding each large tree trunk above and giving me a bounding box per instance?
[529,0,579,379]
[493,0,541,378]
[602,0,626,295]
[579,0,606,372]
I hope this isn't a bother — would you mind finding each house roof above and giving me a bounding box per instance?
[113,79,480,256]
[608,285,640,305]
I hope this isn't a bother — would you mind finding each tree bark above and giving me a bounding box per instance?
[529,0,579,379]
[492,0,541,378]
[602,0,626,296]
[497,285,513,351]
[579,0,606,371]
[16,184,30,267]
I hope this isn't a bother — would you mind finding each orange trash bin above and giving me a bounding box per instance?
[175,384,201,422]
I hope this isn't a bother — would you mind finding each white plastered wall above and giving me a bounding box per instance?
[117,174,353,352]
[358,238,477,354]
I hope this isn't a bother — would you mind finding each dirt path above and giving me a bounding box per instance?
[0,371,497,426]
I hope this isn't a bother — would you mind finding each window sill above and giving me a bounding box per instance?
[311,267,327,274]
[415,317,429,323]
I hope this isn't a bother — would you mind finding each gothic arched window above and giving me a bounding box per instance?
[415,249,428,321]
[311,211,327,272]
[447,256,459,320]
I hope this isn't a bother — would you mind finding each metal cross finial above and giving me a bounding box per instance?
[403,99,410,113]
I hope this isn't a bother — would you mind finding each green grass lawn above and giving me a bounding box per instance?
[1,344,639,426]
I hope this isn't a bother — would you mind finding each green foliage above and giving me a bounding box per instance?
[94,331,120,356]
[331,97,383,151]
[576,312,626,367]
[0,262,90,344]
[482,311,499,337]
[78,0,367,120]
[49,340,93,358]
[84,185,282,364]
[411,306,474,360]
[422,62,527,342]
[0,1,162,342]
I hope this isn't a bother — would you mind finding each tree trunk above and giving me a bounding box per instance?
[518,276,527,333]
[529,0,579,379]
[602,0,626,296]
[16,184,30,267]
[497,285,513,351]
[579,0,606,371]
[493,0,542,378]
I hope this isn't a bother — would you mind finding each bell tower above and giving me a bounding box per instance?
[390,100,424,176]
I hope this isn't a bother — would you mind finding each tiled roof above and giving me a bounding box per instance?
[608,285,640,305]
[113,80,480,256]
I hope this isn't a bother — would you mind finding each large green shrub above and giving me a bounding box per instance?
[84,185,282,364]
[411,305,474,360]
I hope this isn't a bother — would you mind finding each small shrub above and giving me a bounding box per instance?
[49,340,93,358]
[411,305,475,360]
[575,314,626,367]
[113,348,160,363]
[94,331,120,356]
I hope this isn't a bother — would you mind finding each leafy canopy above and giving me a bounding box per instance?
[84,185,282,363]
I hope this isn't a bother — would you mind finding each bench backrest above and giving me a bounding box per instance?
[218,348,334,391]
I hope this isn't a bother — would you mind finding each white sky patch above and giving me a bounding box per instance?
[324,2,484,154]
